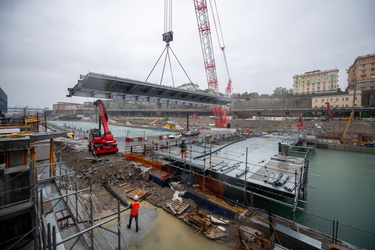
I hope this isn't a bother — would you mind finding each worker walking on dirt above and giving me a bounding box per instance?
[179,139,187,159]
[127,195,140,232]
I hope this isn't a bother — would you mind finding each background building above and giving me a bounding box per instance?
[0,88,7,114]
[293,69,339,95]
[312,90,362,108]
[347,53,375,91]
[177,82,199,91]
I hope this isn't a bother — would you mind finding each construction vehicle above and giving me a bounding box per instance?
[324,102,333,121]
[88,100,118,155]
[297,113,306,130]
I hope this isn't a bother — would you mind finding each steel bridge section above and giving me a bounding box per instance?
[67,72,235,106]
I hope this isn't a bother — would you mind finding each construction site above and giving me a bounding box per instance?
[1,0,375,249]
[2,96,375,249]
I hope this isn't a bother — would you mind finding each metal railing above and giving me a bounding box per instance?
[296,211,375,249]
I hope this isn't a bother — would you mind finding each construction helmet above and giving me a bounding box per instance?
[134,195,139,201]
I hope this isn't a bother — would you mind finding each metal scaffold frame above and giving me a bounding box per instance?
[33,161,129,250]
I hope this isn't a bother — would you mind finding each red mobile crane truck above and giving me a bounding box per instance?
[88,100,118,155]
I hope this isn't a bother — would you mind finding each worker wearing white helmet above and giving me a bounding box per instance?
[127,195,140,232]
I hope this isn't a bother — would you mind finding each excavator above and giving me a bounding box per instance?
[88,100,118,155]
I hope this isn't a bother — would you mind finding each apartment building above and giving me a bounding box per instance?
[312,90,362,108]
[293,69,339,95]
[347,53,375,91]
[177,82,200,91]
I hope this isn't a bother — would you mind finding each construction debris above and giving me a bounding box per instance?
[126,188,148,201]
[165,199,190,215]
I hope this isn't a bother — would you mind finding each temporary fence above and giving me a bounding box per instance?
[125,152,175,175]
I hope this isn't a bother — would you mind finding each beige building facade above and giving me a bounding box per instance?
[312,90,362,108]
[347,53,375,91]
[293,69,339,95]
[177,82,200,91]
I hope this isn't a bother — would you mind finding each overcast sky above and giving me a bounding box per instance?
[1,0,374,109]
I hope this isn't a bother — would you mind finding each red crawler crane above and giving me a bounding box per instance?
[193,0,232,128]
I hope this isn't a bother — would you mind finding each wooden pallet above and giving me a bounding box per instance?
[127,188,148,200]
[166,199,190,215]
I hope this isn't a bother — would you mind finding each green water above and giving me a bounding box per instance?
[306,148,375,233]
[254,148,375,248]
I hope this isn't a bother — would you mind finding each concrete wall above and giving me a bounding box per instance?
[234,96,313,109]
[316,142,375,154]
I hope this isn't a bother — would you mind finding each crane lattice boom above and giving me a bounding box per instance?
[194,0,218,92]
[194,0,230,128]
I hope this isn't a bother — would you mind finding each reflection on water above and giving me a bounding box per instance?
[130,207,231,250]
[49,120,171,138]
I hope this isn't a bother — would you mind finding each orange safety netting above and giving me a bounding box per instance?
[194,173,225,198]
[125,152,174,175]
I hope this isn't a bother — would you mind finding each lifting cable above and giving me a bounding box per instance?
[146,0,195,90]
[208,0,232,89]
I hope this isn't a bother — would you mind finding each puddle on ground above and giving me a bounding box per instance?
[129,205,231,250]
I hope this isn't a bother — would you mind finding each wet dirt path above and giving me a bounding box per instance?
[129,205,231,250]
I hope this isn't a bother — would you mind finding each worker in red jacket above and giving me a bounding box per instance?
[127,195,140,232]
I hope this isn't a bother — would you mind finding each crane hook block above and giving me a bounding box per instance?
[162,31,173,43]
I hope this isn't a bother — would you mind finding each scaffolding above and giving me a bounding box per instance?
[0,126,132,250]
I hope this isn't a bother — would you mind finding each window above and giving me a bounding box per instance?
[336,98,339,101]
[322,99,324,102]
[342,98,344,101]
[346,97,349,101]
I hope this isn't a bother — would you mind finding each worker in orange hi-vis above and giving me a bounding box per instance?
[179,139,187,159]
[127,195,140,232]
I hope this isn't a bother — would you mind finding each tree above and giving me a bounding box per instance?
[273,87,289,95]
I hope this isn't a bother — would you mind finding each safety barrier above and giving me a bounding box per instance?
[182,191,236,219]
[193,173,225,198]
